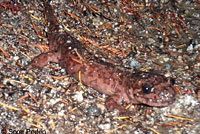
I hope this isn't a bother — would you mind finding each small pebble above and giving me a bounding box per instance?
[74,91,84,102]
[87,106,101,116]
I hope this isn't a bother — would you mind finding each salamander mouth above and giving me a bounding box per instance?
[134,84,176,107]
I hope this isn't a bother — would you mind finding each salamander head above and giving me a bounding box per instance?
[129,73,176,107]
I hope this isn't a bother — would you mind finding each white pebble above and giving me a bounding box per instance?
[98,123,111,130]
[74,91,84,102]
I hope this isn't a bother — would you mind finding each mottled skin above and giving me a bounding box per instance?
[28,1,176,113]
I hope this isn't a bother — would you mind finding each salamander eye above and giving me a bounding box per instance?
[142,83,153,94]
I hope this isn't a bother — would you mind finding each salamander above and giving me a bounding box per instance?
[28,1,176,113]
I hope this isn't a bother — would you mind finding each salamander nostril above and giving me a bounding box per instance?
[142,83,153,94]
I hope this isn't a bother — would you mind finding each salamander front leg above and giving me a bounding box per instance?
[105,93,131,115]
[27,51,60,69]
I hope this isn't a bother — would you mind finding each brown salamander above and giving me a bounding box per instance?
[28,1,176,113]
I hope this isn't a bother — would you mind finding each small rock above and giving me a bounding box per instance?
[87,106,101,116]
[98,123,111,131]
[147,38,156,44]
[186,44,193,52]
[129,58,141,68]
[74,91,84,103]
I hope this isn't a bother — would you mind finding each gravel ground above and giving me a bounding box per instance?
[0,0,199,134]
